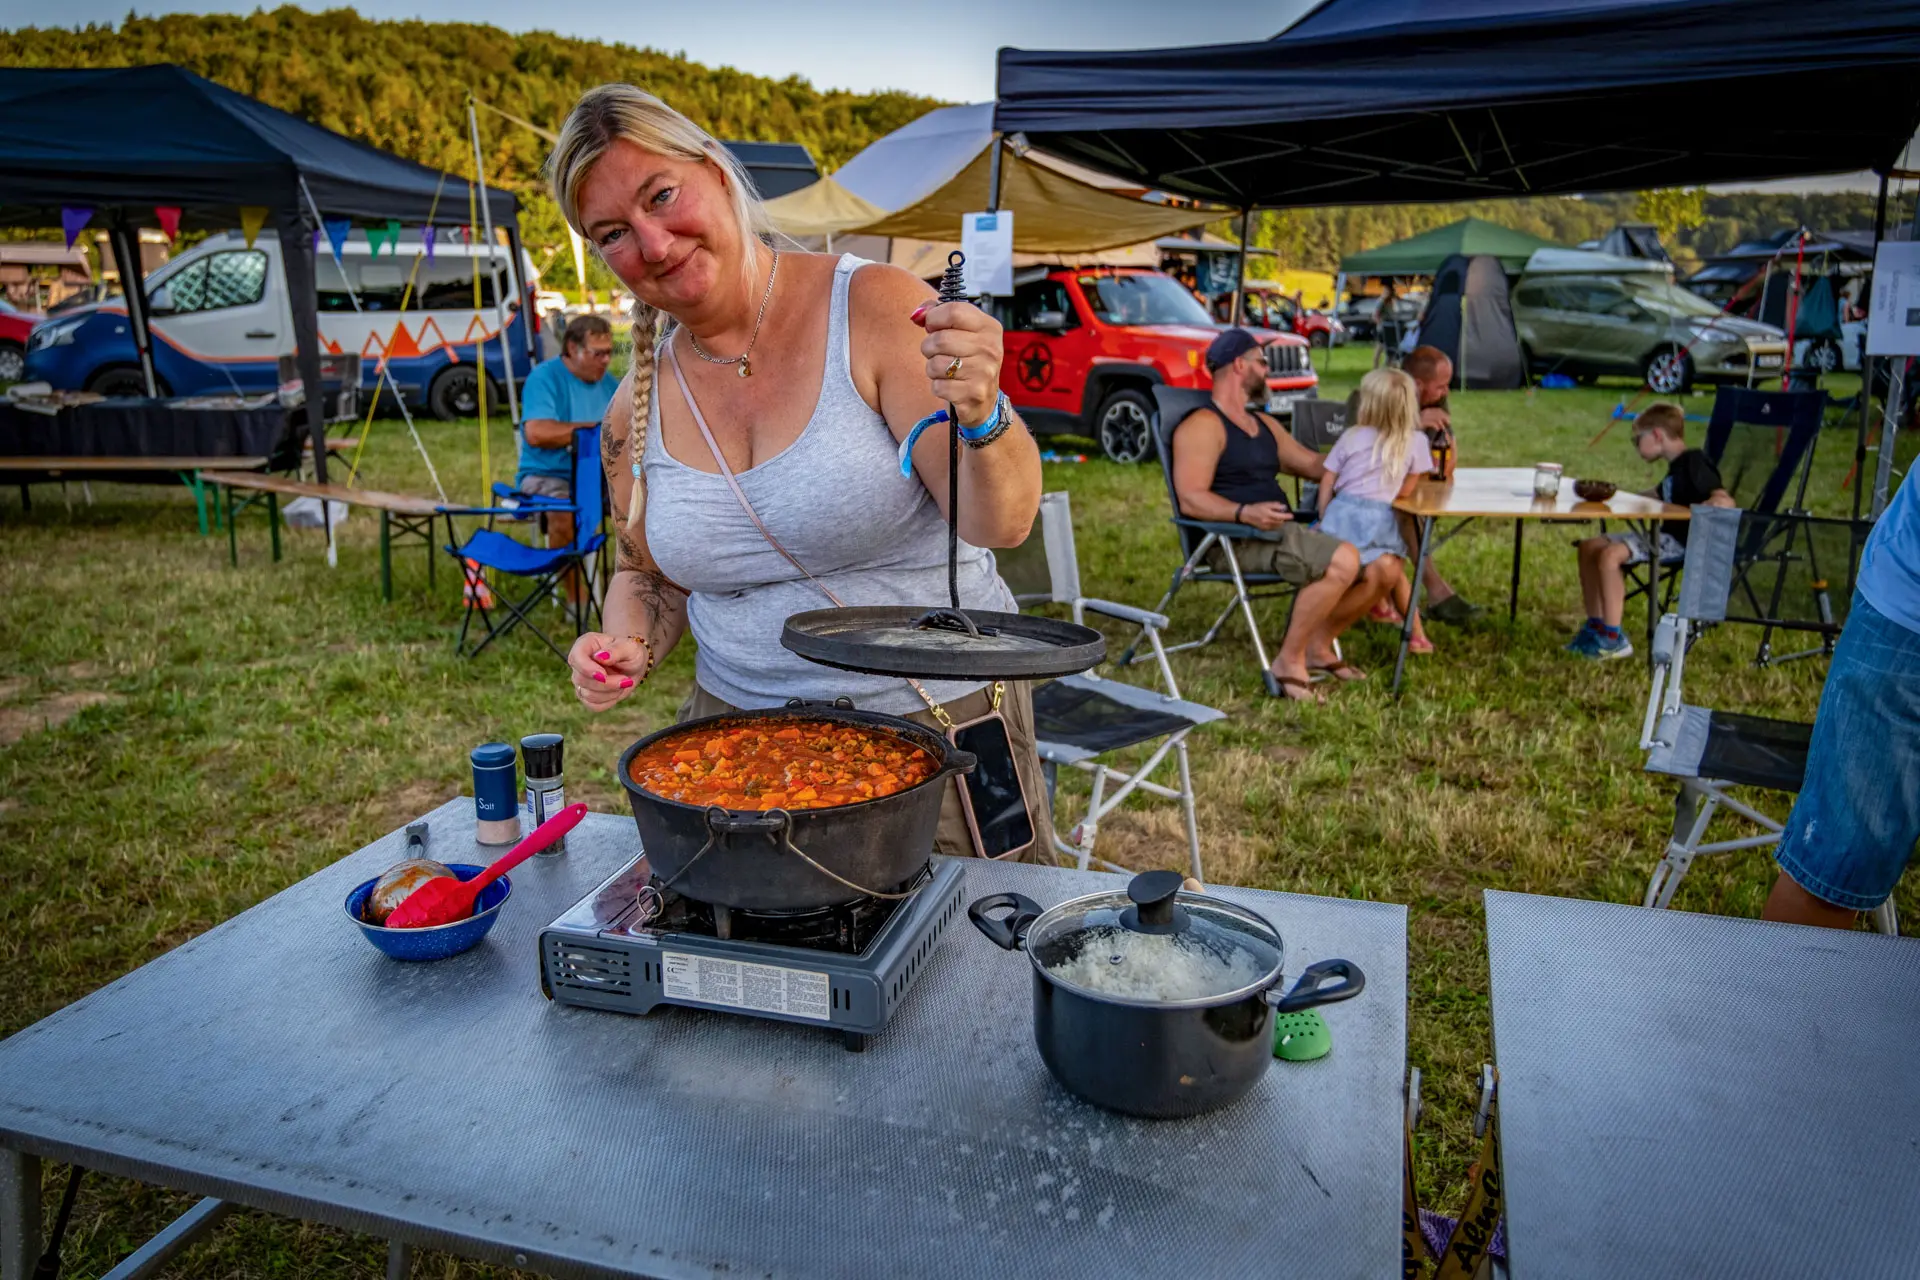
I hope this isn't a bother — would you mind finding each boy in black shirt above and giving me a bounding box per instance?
[1569,403,1733,660]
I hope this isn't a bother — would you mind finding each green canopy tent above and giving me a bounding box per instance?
[1340,217,1564,277]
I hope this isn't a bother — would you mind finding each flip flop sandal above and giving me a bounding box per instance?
[1272,675,1325,704]
[1309,662,1368,682]
[1409,637,1434,655]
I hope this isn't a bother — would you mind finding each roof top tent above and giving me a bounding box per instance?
[0,64,522,485]
[994,0,1920,207]
[1417,253,1524,390]
[1597,223,1671,262]
[722,141,820,200]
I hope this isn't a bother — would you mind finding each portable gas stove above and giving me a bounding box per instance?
[539,852,967,1051]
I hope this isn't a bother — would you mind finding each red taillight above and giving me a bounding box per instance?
[529,287,541,334]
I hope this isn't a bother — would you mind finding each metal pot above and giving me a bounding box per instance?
[617,699,974,911]
[969,870,1364,1118]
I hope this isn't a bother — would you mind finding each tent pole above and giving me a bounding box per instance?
[468,99,521,425]
[1232,208,1251,326]
[1855,170,1889,521]
[1871,178,1920,519]
[505,219,534,369]
[107,216,159,398]
[276,214,330,487]
[987,134,1003,213]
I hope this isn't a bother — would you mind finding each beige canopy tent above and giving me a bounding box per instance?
[764,103,1221,254]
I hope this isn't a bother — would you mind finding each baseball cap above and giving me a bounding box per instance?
[1205,328,1260,372]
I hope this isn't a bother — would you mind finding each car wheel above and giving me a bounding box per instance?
[0,342,23,383]
[1095,388,1155,464]
[1308,330,1329,348]
[1806,339,1841,373]
[86,365,163,398]
[429,365,493,421]
[1643,347,1693,395]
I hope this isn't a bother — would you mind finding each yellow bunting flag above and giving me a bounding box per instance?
[240,206,268,249]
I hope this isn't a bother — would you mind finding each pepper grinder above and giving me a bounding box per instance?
[520,733,567,857]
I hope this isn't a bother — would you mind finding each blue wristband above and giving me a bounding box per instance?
[957,396,1004,441]
[898,397,1008,477]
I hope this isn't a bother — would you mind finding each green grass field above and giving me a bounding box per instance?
[1,343,1912,1277]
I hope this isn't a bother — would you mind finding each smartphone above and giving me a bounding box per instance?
[950,711,1036,861]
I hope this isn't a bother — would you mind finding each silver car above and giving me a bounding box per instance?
[1511,272,1787,393]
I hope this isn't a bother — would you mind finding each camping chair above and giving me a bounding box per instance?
[1638,504,1894,933]
[1020,491,1225,880]
[1288,396,1350,518]
[1620,387,1825,628]
[1122,386,1298,697]
[446,424,607,661]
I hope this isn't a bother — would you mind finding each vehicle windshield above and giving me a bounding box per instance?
[1623,276,1725,319]
[1078,273,1214,327]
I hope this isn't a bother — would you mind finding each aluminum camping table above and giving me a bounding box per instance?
[1390,468,1691,693]
[0,801,1408,1280]
[1485,890,1920,1278]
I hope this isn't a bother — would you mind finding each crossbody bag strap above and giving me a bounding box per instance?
[661,340,965,725]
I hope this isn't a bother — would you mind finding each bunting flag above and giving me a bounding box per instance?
[240,206,269,250]
[61,206,93,250]
[384,219,402,253]
[323,218,352,261]
[422,223,437,262]
[365,222,396,257]
[154,206,182,241]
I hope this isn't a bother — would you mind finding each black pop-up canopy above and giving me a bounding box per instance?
[993,0,1920,208]
[0,65,523,482]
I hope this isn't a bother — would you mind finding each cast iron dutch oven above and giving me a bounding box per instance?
[618,699,974,912]
[970,870,1364,1118]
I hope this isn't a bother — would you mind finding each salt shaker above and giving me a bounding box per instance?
[520,733,567,857]
[471,742,521,846]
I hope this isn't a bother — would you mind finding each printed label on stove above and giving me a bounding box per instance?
[660,952,832,1021]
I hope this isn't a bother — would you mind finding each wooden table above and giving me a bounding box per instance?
[1390,467,1690,692]
[203,471,452,602]
[1,456,269,535]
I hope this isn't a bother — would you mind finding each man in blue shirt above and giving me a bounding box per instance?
[517,314,615,599]
[1764,467,1920,928]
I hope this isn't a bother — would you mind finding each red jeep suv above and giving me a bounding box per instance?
[994,267,1318,463]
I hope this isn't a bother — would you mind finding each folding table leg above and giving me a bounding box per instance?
[1644,521,1658,664]
[380,511,393,604]
[268,492,281,563]
[0,1146,41,1280]
[386,1240,413,1280]
[1509,519,1524,624]
[182,470,208,537]
[1391,516,1436,695]
[226,485,238,568]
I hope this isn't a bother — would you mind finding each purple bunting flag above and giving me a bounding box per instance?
[422,223,437,263]
[61,206,93,250]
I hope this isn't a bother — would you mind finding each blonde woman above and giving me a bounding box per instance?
[550,84,1048,857]
[1316,367,1436,655]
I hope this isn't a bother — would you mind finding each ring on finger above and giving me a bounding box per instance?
[943,356,963,380]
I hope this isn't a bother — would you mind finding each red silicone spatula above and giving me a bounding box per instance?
[385,802,588,929]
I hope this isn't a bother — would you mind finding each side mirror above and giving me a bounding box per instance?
[146,286,174,315]
[1029,309,1068,333]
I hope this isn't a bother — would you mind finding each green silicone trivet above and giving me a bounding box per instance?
[1273,1010,1331,1062]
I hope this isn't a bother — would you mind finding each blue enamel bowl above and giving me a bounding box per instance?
[344,863,511,961]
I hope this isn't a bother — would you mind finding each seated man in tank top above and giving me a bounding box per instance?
[1172,330,1400,701]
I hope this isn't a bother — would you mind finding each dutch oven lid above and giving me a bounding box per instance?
[781,605,1106,681]
[1026,871,1285,1005]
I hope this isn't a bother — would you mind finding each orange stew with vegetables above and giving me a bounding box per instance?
[628,719,939,811]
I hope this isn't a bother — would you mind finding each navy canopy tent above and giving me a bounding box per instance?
[0,65,523,482]
[994,0,1920,208]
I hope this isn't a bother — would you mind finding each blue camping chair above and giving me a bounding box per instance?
[447,425,607,660]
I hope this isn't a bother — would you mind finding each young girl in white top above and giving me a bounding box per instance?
[1315,367,1435,652]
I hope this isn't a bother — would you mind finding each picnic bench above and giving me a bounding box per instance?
[1,456,269,535]
[202,471,450,602]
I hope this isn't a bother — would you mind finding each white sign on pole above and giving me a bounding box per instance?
[961,211,1014,296]
[1866,241,1920,357]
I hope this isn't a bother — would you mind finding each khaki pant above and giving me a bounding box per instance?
[677,682,1052,862]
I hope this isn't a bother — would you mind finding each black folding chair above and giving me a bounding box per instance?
[1288,396,1350,519]
[446,425,607,661]
[1121,386,1298,697]
[1639,504,1893,932]
[1018,492,1225,880]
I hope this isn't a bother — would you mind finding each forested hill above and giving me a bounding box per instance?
[0,8,941,285]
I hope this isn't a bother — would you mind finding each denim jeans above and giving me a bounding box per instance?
[1774,593,1920,909]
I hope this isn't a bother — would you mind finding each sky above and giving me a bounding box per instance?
[9,0,1897,192]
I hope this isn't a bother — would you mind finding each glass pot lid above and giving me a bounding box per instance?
[781,606,1106,681]
[1024,871,1285,1006]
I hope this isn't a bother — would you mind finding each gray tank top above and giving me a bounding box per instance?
[644,254,1014,715]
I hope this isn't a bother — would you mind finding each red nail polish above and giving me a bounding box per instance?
[910,302,931,325]
[619,677,634,689]
[592,650,611,662]
[593,671,606,683]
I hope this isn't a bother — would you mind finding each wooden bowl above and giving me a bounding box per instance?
[1573,478,1618,502]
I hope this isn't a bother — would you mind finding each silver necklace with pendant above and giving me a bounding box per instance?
[687,248,779,378]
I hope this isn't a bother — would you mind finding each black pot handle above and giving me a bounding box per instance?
[704,806,789,836]
[968,893,1044,951]
[935,748,977,781]
[783,696,857,710]
[1270,959,1366,1012]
